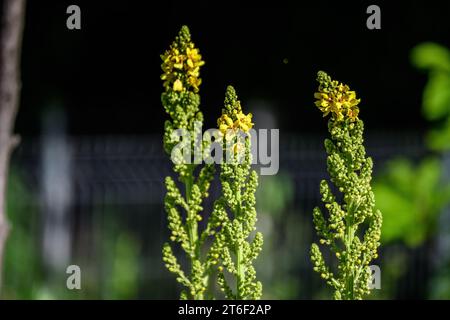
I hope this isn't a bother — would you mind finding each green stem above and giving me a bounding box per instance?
[236,244,244,299]
[344,204,355,300]
[235,167,244,299]
[186,172,199,257]
[185,166,203,300]
[186,172,197,253]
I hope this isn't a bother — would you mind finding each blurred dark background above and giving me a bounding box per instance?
[18,0,450,136]
[1,0,450,299]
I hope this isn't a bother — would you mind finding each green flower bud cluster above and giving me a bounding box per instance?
[311,71,382,300]
[161,26,216,300]
[211,86,263,300]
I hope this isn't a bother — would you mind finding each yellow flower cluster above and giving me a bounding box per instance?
[217,109,254,135]
[161,42,205,93]
[314,75,360,122]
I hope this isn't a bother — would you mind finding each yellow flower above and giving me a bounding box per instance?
[347,105,359,121]
[217,111,253,135]
[188,76,202,93]
[160,31,204,93]
[186,47,204,66]
[234,111,253,132]
[224,114,234,126]
[314,72,361,122]
[219,124,228,134]
[173,79,183,91]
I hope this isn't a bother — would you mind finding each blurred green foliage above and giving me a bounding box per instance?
[3,167,42,299]
[373,158,450,247]
[411,42,450,73]
[371,42,450,299]
[430,267,450,299]
[256,172,301,299]
[256,172,294,218]
[102,231,140,299]
[374,42,450,248]
[3,168,141,299]
[411,42,450,150]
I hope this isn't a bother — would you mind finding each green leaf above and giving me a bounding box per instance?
[411,42,450,72]
[422,72,450,121]
[373,182,425,246]
[414,157,441,206]
[256,173,294,217]
[426,117,450,151]
[373,157,447,247]
[383,158,414,196]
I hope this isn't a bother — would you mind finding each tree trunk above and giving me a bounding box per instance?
[0,0,26,292]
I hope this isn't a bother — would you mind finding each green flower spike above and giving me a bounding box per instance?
[311,71,382,300]
[211,86,263,300]
[161,26,216,300]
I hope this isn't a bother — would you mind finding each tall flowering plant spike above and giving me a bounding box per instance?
[210,86,263,300]
[161,26,215,300]
[310,71,382,300]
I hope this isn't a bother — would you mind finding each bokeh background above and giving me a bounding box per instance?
[2,0,450,299]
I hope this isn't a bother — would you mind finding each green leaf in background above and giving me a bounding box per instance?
[427,117,450,151]
[3,168,42,299]
[411,42,450,151]
[110,233,140,299]
[256,173,294,218]
[374,181,420,246]
[414,157,441,209]
[373,157,445,247]
[411,42,450,72]
[422,72,450,121]
[380,158,415,195]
